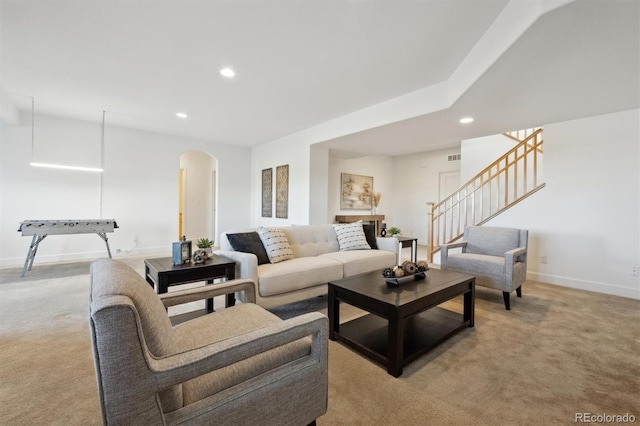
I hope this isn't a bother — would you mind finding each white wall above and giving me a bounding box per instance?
[252,136,460,243]
[0,113,251,266]
[392,148,462,244]
[309,145,330,225]
[251,136,311,227]
[464,109,639,299]
[460,133,515,182]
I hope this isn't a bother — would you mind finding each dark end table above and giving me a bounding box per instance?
[328,268,475,377]
[144,254,236,313]
[394,236,418,265]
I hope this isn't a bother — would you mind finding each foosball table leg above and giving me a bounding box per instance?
[97,232,113,258]
[21,234,47,277]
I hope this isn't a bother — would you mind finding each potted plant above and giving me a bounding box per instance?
[387,227,401,237]
[196,238,214,255]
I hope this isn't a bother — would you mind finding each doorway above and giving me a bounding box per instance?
[179,151,218,244]
[439,171,460,201]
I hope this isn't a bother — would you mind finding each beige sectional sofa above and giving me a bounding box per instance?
[216,224,398,309]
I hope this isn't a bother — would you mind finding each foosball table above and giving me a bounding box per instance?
[17,219,119,277]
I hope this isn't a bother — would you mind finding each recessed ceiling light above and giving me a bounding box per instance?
[220,67,236,78]
[459,117,474,124]
[176,112,188,118]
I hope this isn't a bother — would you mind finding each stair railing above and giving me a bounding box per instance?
[427,128,545,262]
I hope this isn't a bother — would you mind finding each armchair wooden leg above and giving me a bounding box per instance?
[307,421,317,426]
[516,286,522,298]
[502,292,511,310]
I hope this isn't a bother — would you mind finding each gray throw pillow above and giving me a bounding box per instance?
[227,232,271,265]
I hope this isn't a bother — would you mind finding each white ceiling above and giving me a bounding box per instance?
[1,0,638,157]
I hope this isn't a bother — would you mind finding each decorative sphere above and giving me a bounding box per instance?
[382,267,395,278]
[403,262,417,275]
[416,260,429,272]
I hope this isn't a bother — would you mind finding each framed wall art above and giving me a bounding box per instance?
[341,173,373,210]
[261,168,273,217]
[275,164,289,218]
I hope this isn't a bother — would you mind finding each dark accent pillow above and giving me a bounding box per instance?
[226,232,271,265]
[363,224,378,249]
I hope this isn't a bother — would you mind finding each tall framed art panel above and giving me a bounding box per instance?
[262,168,273,217]
[275,165,289,218]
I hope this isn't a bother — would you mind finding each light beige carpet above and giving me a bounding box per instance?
[1,257,639,425]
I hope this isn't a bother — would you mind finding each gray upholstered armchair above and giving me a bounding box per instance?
[441,226,528,310]
[89,259,328,425]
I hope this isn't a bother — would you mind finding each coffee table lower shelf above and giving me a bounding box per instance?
[333,307,469,370]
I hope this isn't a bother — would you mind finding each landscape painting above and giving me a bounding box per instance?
[340,173,373,210]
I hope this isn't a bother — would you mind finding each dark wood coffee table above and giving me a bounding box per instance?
[328,268,475,377]
[144,254,236,313]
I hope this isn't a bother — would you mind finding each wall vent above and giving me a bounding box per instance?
[447,154,461,161]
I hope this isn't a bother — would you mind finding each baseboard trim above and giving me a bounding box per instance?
[528,271,640,300]
[0,246,169,268]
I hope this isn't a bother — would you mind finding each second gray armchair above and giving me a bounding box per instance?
[441,226,528,310]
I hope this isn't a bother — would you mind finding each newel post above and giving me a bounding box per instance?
[426,202,435,263]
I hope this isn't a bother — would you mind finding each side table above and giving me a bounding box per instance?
[395,236,418,265]
[144,254,236,312]
[335,214,385,236]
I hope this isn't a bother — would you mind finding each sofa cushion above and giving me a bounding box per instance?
[320,249,396,277]
[333,222,371,251]
[447,253,505,278]
[363,224,378,249]
[257,257,343,297]
[283,225,340,257]
[226,232,270,265]
[259,228,294,263]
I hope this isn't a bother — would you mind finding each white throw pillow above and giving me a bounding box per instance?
[258,228,294,263]
[333,222,371,251]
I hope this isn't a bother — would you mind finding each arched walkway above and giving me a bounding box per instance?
[179,150,218,244]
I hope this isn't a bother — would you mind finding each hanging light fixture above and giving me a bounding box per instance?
[29,97,104,172]
[30,162,104,172]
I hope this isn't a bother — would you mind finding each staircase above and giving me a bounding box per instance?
[427,128,544,262]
